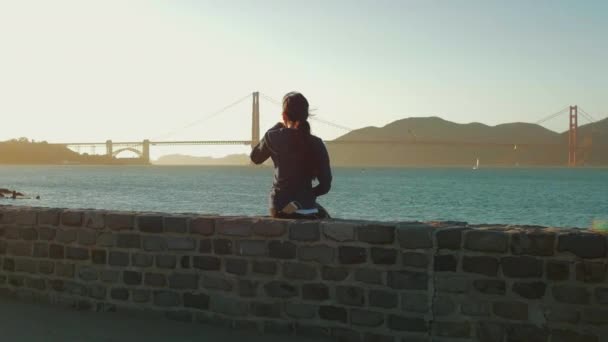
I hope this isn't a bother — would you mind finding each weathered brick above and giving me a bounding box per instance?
[595,287,608,304]
[123,271,142,285]
[202,276,233,292]
[558,233,606,259]
[252,219,285,237]
[167,237,195,251]
[38,209,60,226]
[354,268,382,285]
[357,224,395,244]
[576,261,606,283]
[213,239,233,255]
[236,240,266,256]
[289,221,320,241]
[322,221,356,242]
[264,281,297,298]
[190,217,214,235]
[473,279,506,295]
[493,301,528,320]
[169,273,198,289]
[20,228,37,240]
[298,245,334,263]
[15,259,37,273]
[100,270,119,283]
[108,251,129,266]
[284,262,316,280]
[351,309,384,327]
[582,308,608,325]
[116,234,141,249]
[387,315,427,332]
[464,230,507,253]
[302,283,329,301]
[137,215,163,233]
[155,255,176,269]
[77,230,97,246]
[37,227,56,240]
[83,211,105,229]
[88,284,107,300]
[199,239,211,253]
[369,290,398,309]
[388,271,428,290]
[511,232,555,256]
[193,256,220,270]
[131,253,153,267]
[153,290,180,307]
[78,266,98,281]
[436,228,465,249]
[56,229,77,244]
[91,250,106,265]
[96,233,115,247]
[111,288,129,301]
[322,266,349,281]
[397,224,434,249]
[142,236,166,252]
[371,248,397,265]
[33,243,49,258]
[433,296,456,316]
[339,246,366,264]
[217,218,254,237]
[7,241,32,257]
[66,247,88,260]
[225,258,248,275]
[363,333,393,342]
[38,260,54,274]
[237,279,259,297]
[462,256,499,276]
[502,256,543,278]
[132,289,150,303]
[106,213,134,230]
[434,254,457,272]
[546,261,570,281]
[250,301,282,318]
[477,321,505,342]
[551,329,598,342]
[252,260,276,275]
[553,285,589,304]
[55,262,74,278]
[402,293,428,313]
[461,302,490,316]
[183,292,209,310]
[144,273,167,287]
[505,324,548,342]
[336,286,365,306]
[286,303,316,319]
[25,277,46,290]
[210,296,248,316]
[164,216,188,233]
[433,321,471,338]
[61,211,82,227]
[512,281,547,299]
[319,306,347,323]
[402,252,429,269]
[269,241,296,259]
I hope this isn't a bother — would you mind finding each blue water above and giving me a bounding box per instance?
[0,165,606,228]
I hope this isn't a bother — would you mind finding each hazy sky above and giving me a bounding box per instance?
[0,0,606,158]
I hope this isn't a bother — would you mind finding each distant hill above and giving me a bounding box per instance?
[154,154,252,166]
[0,138,110,164]
[327,116,608,166]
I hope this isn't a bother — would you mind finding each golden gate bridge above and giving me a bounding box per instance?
[51,92,600,167]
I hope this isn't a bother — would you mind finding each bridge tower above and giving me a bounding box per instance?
[568,105,578,167]
[251,92,260,149]
[105,140,113,158]
[142,139,150,164]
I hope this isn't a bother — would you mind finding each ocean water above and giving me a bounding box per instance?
[0,165,606,229]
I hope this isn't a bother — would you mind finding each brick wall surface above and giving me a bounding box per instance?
[0,205,607,342]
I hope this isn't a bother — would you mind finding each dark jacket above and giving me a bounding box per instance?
[250,123,332,212]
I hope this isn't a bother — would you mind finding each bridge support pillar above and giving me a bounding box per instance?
[106,140,113,158]
[568,105,578,167]
[142,140,150,164]
[251,92,260,149]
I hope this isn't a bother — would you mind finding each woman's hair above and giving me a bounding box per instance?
[282,92,311,135]
[282,92,316,177]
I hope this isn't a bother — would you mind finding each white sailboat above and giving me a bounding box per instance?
[473,158,480,170]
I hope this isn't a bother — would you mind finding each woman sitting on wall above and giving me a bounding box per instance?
[250,92,332,219]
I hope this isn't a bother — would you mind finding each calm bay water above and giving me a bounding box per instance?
[0,165,606,228]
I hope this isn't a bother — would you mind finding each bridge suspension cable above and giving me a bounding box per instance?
[259,92,352,132]
[534,106,570,125]
[152,93,252,140]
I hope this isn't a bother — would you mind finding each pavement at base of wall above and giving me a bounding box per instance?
[0,298,328,342]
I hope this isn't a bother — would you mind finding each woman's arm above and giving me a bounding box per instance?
[313,140,332,197]
[250,123,283,164]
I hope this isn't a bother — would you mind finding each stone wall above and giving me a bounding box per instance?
[0,205,606,342]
